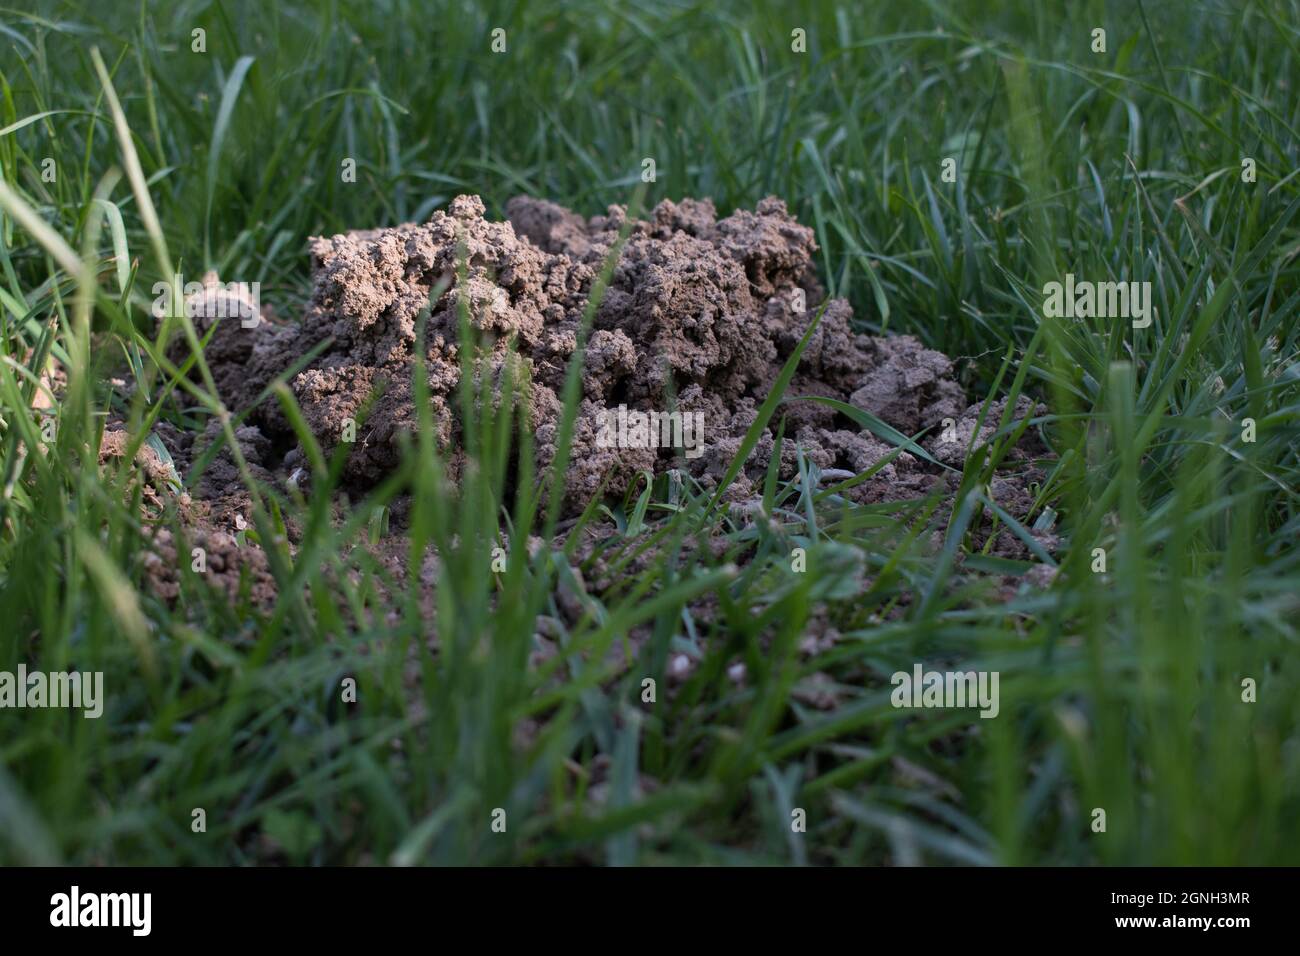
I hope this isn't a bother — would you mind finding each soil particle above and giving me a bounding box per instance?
[166,271,277,412]
[925,395,1046,467]
[191,419,274,501]
[141,526,278,610]
[99,428,176,491]
[101,418,281,610]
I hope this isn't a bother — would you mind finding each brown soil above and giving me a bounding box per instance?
[199,195,1039,510]
[138,193,1053,611]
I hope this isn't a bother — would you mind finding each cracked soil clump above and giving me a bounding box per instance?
[211,193,1034,515]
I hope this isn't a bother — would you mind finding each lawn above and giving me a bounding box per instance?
[0,0,1297,866]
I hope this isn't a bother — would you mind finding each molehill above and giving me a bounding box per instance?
[191,194,1038,513]
[123,193,1050,606]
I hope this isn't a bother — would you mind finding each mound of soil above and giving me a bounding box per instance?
[132,193,1051,610]
[204,194,1037,513]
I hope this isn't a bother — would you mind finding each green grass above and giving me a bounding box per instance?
[1,0,1297,865]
